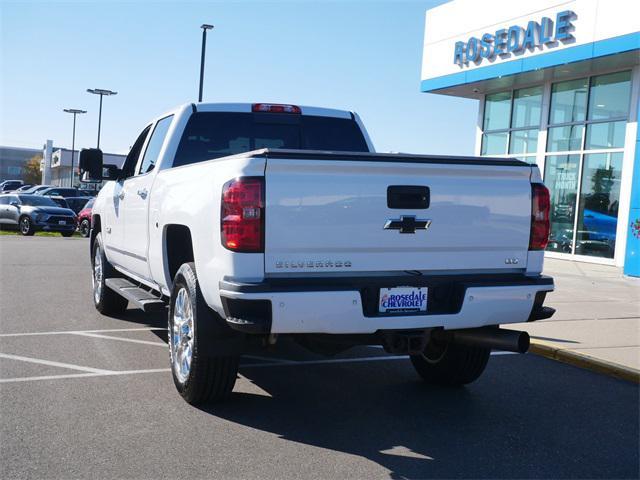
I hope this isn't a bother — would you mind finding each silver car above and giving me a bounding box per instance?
[0,194,77,237]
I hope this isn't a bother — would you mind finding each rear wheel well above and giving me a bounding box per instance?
[165,225,194,283]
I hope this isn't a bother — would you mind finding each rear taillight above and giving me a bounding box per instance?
[221,177,264,252]
[529,183,550,250]
[252,103,301,114]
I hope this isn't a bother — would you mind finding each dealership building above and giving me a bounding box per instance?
[421,0,640,276]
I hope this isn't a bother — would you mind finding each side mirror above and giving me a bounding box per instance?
[10,201,19,207]
[79,148,104,183]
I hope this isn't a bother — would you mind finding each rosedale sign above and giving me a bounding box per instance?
[453,10,577,67]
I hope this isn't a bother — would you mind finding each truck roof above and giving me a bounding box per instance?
[172,102,354,120]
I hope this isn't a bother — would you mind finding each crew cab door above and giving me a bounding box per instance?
[101,126,150,269]
[119,115,174,280]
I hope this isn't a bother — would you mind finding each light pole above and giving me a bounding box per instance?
[199,24,214,102]
[63,108,87,187]
[86,88,117,148]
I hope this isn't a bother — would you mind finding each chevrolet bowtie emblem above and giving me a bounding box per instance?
[384,216,432,234]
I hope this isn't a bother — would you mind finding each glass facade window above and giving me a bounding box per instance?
[588,71,632,121]
[481,87,541,157]
[481,132,508,155]
[509,129,538,154]
[511,86,542,128]
[584,121,626,150]
[545,155,580,254]
[543,70,631,261]
[479,69,633,264]
[575,152,623,259]
[549,78,588,124]
[547,125,583,152]
[483,91,511,131]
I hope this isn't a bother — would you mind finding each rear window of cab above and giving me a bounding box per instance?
[173,112,369,168]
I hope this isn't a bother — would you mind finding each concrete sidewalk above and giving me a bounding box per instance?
[514,258,640,382]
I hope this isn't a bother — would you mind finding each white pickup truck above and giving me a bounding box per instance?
[80,102,555,405]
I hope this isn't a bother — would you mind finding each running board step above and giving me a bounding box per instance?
[105,278,166,313]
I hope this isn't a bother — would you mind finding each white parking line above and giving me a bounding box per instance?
[0,356,410,384]
[0,353,113,374]
[0,327,167,338]
[0,347,517,384]
[72,332,167,347]
[0,368,171,384]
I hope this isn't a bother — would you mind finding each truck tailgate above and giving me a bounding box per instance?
[264,153,533,274]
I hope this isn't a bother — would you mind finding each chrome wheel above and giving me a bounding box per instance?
[171,287,194,384]
[20,218,30,234]
[93,247,103,304]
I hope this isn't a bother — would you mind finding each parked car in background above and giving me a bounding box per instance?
[19,185,53,194]
[0,180,24,193]
[77,197,94,237]
[36,187,82,198]
[64,196,92,215]
[15,184,34,192]
[0,194,76,236]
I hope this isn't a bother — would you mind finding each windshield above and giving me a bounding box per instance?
[173,112,369,168]
[18,195,57,207]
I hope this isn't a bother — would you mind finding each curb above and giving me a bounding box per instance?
[529,340,640,384]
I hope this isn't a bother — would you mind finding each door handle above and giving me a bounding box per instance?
[137,188,148,199]
[117,191,125,200]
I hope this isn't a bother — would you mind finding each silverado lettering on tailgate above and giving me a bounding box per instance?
[275,260,352,269]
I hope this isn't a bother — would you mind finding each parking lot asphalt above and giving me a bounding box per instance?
[1,236,638,479]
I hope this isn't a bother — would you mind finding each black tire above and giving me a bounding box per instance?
[410,338,490,386]
[61,231,74,237]
[91,233,128,315]
[19,216,35,236]
[79,219,91,237]
[169,262,239,405]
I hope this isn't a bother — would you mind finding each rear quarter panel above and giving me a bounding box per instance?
[148,154,266,314]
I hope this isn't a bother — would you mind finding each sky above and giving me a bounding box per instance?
[0,0,478,156]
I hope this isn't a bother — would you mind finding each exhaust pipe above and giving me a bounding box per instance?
[435,327,530,353]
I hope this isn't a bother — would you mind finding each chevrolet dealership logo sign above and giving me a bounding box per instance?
[453,10,576,67]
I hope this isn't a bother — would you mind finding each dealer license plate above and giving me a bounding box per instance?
[58,221,66,225]
[379,286,428,314]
